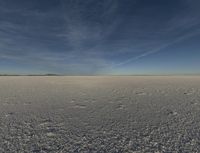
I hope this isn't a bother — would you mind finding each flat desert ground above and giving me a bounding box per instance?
[0,76,200,153]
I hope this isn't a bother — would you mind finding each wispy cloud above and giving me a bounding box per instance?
[111,0,200,68]
[113,28,200,67]
[0,0,200,74]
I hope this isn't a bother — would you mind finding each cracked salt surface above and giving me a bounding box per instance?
[0,76,200,152]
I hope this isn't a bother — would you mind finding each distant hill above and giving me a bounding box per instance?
[0,74,60,76]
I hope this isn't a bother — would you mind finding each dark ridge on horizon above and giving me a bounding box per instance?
[0,73,200,77]
[0,74,60,76]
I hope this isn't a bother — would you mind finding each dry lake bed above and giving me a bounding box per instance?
[0,76,200,153]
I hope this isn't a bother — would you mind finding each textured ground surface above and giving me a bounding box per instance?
[0,76,200,153]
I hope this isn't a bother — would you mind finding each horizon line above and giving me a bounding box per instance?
[0,73,200,76]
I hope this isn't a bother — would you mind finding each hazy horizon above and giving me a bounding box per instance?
[0,73,200,76]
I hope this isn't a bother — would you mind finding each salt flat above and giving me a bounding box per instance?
[0,76,200,152]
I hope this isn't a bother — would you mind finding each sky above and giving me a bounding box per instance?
[0,0,200,75]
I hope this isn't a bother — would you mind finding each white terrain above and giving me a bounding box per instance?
[0,76,200,152]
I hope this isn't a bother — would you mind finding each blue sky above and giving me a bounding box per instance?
[0,0,200,75]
